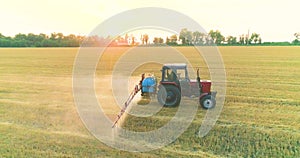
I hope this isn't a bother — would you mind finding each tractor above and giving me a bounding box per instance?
[154,63,216,109]
[112,63,216,127]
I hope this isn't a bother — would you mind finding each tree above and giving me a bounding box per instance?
[13,33,28,47]
[125,34,129,43]
[205,35,212,45]
[208,30,224,45]
[25,33,43,46]
[39,33,47,39]
[153,37,159,44]
[50,33,57,40]
[227,36,237,45]
[170,34,177,43]
[179,28,193,45]
[245,34,250,45]
[159,37,164,44]
[142,34,149,45]
[166,37,170,44]
[293,33,300,44]
[57,33,64,41]
[166,35,177,45]
[192,31,206,45]
[253,37,258,44]
[232,37,237,45]
[250,33,260,44]
[294,33,300,40]
[131,36,135,46]
[14,33,27,41]
[64,34,79,47]
[153,37,164,44]
[239,35,245,45]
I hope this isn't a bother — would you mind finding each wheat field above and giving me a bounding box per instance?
[0,47,299,157]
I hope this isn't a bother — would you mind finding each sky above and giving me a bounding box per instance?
[0,0,299,42]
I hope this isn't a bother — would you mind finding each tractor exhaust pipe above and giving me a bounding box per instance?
[197,68,200,84]
[197,68,202,93]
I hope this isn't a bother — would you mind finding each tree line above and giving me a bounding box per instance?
[0,33,114,47]
[0,30,299,47]
[161,29,260,46]
[153,28,299,46]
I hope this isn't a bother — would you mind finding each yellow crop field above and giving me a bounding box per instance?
[0,47,299,157]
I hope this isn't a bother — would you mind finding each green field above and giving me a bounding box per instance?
[0,47,299,157]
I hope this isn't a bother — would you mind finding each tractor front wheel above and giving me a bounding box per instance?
[157,85,181,107]
[200,95,216,109]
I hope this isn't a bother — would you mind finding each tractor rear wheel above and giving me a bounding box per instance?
[200,95,216,109]
[157,85,181,107]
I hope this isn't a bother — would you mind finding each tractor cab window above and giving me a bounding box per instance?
[162,67,189,82]
[162,68,188,82]
[163,69,177,81]
[176,69,186,80]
